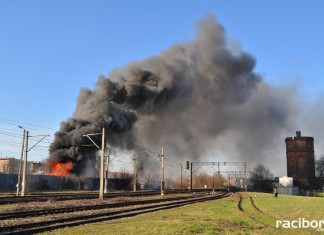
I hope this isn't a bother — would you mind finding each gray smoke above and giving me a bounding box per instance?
[48,14,298,176]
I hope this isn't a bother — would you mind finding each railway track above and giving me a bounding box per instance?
[0,190,168,205]
[0,192,228,234]
[0,195,196,220]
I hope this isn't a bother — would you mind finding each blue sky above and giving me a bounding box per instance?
[1,1,324,175]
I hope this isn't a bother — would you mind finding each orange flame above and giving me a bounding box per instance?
[46,161,72,176]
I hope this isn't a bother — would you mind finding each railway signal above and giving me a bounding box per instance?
[186,161,190,170]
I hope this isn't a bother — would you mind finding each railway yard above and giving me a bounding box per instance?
[0,190,228,234]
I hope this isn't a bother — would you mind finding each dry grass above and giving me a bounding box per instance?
[41,192,324,235]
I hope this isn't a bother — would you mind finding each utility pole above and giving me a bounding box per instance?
[212,172,215,193]
[83,128,105,200]
[179,164,182,190]
[99,128,105,200]
[133,157,137,192]
[104,147,109,194]
[16,126,50,196]
[21,130,49,197]
[143,148,165,196]
[244,162,247,192]
[161,147,164,196]
[190,162,193,191]
[21,130,29,197]
[16,129,25,196]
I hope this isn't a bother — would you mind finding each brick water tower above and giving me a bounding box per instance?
[285,131,315,189]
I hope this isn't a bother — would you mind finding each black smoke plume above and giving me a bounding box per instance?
[48,14,297,176]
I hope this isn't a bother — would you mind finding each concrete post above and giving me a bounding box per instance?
[99,128,105,200]
[21,131,28,197]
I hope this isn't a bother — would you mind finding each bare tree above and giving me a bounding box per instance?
[315,156,324,177]
[250,164,274,192]
[192,172,226,189]
[193,172,210,188]
[213,173,226,189]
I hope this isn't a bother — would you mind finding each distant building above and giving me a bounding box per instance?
[0,157,41,174]
[285,131,316,189]
[0,157,21,174]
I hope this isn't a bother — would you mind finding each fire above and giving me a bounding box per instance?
[47,161,72,176]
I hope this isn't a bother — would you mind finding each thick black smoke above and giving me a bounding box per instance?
[48,14,298,176]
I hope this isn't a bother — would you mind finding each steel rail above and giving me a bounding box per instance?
[0,190,166,205]
[0,195,196,220]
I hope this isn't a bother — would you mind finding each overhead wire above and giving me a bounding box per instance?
[0,117,56,160]
[0,117,57,132]
[0,118,186,178]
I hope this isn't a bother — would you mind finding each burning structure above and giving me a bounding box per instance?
[285,131,316,189]
[46,162,73,176]
[47,15,297,179]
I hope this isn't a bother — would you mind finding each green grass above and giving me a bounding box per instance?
[299,190,324,197]
[43,193,324,235]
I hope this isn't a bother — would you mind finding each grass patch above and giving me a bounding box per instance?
[43,193,324,235]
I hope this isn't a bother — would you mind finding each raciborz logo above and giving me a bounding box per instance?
[276,218,324,232]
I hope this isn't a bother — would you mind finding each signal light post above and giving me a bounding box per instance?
[186,161,192,192]
[186,161,190,170]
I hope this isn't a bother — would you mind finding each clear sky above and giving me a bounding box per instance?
[1,1,324,176]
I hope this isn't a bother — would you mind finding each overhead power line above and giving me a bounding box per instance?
[0,117,57,135]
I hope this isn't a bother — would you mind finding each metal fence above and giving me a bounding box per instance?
[0,173,131,192]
